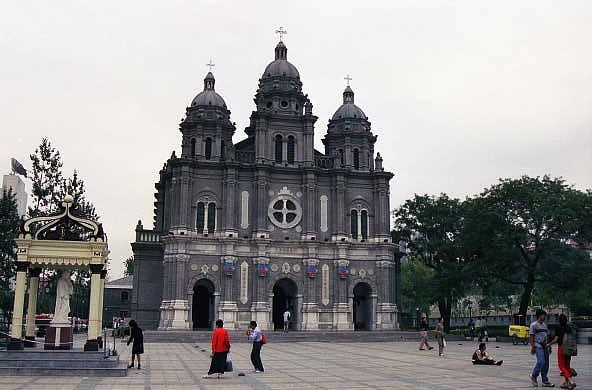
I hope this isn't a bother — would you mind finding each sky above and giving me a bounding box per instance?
[1,0,591,279]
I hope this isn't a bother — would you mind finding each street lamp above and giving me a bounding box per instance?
[415,307,420,328]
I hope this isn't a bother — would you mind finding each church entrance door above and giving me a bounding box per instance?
[353,282,372,331]
[192,279,215,330]
[272,278,298,331]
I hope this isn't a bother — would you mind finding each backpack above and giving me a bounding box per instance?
[261,332,267,345]
[562,323,578,357]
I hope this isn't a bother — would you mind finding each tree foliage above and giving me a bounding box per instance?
[0,189,19,314]
[29,138,64,217]
[465,176,592,316]
[393,193,468,330]
[124,256,135,277]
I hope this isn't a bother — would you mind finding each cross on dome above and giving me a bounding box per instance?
[205,59,215,72]
[275,26,287,41]
[344,74,352,86]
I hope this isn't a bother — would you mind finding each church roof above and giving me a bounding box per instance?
[105,275,133,289]
[332,86,367,120]
[262,41,300,79]
[191,72,227,108]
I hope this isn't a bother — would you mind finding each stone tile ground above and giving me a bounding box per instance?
[0,341,589,389]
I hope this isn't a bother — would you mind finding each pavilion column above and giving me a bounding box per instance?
[8,261,29,350]
[24,268,42,346]
[98,269,107,334]
[84,264,103,351]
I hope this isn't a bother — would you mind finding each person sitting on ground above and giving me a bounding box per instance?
[472,343,503,366]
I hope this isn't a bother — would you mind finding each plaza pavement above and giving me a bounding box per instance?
[0,340,589,390]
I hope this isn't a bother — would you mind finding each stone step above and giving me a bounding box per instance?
[2,351,105,360]
[143,330,436,343]
[0,358,120,369]
[0,364,128,377]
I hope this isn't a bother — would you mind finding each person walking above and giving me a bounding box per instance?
[126,319,144,369]
[529,309,555,387]
[283,309,291,333]
[435,317,446,357]
[203,319,231,379]
[418,315,434,351]
[246,320,264,373]
[547,314,575,389]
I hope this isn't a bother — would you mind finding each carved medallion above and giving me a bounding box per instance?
[293,264,301,273]
[281,262,291,274]
[190,263,198,271]
[270,263,279,272]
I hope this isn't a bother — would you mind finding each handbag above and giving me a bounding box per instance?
[442,338,447,348]
[225,356,233,372]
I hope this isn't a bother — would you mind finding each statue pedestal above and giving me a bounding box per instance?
[44,324,73,350]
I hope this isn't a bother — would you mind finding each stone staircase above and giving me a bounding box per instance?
[0,350,128,376]
[143,330,455,343]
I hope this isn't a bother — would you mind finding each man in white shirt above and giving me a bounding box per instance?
[283,309,291,333]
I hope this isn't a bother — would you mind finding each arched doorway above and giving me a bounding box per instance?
[192,279,215,330]
[353,282,372,331]
[272,278,298,331]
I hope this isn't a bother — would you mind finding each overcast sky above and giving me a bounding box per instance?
[1,0,591,279]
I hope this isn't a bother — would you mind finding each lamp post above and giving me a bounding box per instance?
[415,307,420,328]
[468,301,472,320]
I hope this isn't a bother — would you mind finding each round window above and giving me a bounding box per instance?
[281,100,289,108]
[268,194,302,229]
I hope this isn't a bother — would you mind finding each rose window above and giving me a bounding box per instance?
[268,195,302,229]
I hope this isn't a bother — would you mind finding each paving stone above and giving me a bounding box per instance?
[0,341,589,389]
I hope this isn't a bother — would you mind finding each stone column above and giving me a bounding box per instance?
[168,254,189,329]
[375,260,397,330]
[98,269,107,333]
[218,256,238,329]
[301,259,319,330]
[251,257,270,330]
[24,267,42,346]
[335,175,346,238]
[8,261,29,350]
[84,264,103,351]
[333,259,352,330]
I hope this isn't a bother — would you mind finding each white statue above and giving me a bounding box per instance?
[51,271,73,324]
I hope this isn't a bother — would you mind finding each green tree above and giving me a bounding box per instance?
[400,256,435,320]
[124,256,135,277]
[465,176,592,316]
[393,193,469,331]
[0,189,19,314]
[29,138,64,217]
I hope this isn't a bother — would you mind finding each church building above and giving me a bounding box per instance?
[131,36,400,331]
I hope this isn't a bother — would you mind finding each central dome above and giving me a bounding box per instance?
[262,41,300,79]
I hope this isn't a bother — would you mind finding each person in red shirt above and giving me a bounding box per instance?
[203,319,231,379]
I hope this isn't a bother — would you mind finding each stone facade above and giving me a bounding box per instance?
[131,40,400,331]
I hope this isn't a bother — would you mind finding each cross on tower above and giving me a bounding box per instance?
[205,59,215,72]
[344,74,352,86]
[275,26,287,41]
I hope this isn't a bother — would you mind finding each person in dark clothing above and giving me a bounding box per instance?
[472,342,503,366]
[203,319,231,379]
[418,315,434,351]
[127,319,144,369]
[547,314,576,389]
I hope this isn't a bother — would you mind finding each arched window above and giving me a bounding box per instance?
[361,210,368,240]
[207,203,216,233]
[190,138,196,157]
[287,136,295,164]
[196,202,205,232]
[353,148,360,170]
[196,201,216,234]
[351,209,358,239]
[220,140,225,160]
[205,137,212,160]
[339,149,345,166]
[275,135,283,163]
